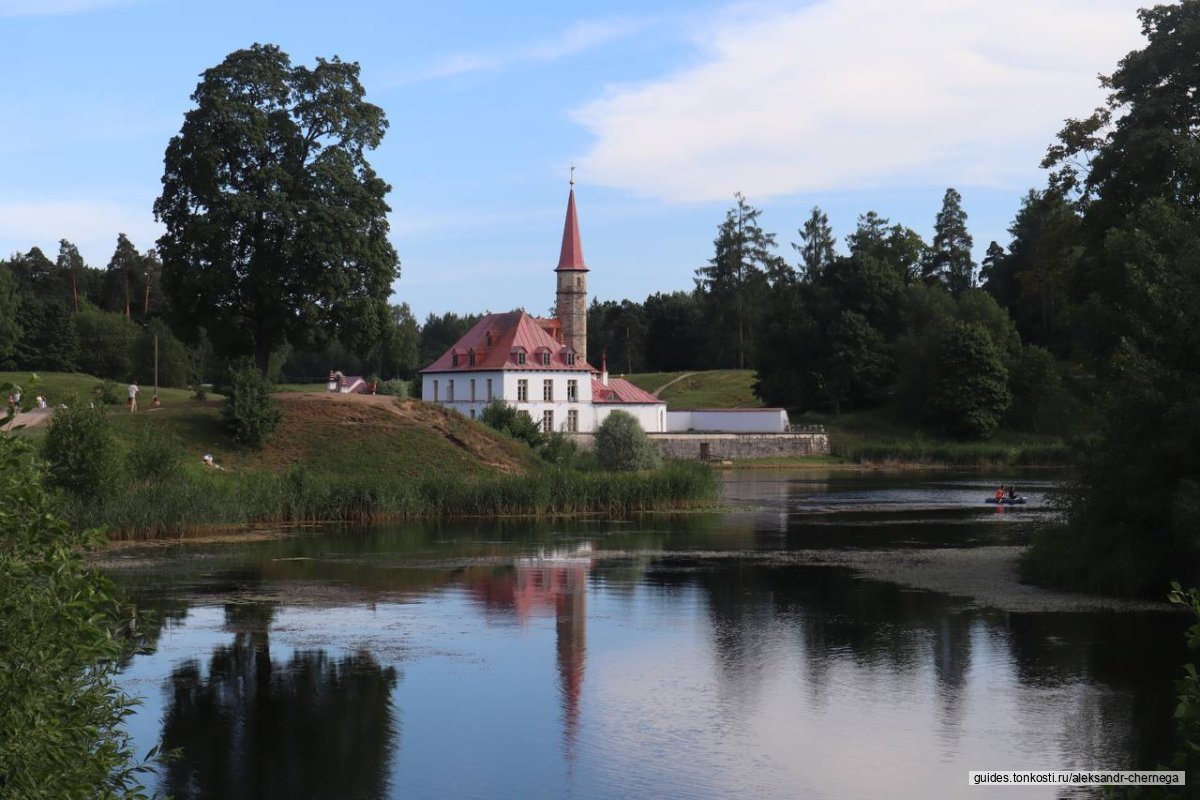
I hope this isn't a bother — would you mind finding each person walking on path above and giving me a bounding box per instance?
[128,381,140,412]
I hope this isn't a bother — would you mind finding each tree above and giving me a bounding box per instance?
[595,410,661,471]
[73,307,138,381]
[223,360,283,447]
[102,233,142,319]
[155,44,398,373]
[794,206,836,281]
[374,303,420,379]
[418,312,480,368]
[925,323,1011,439]
[41,396,120,496]
[0,266,20,362]
[924,188,975,295]
[56,239,85,313]
[0,431,147,797]
[642,291,702,371]
[11,298,78,372]
[134,319,192,388]
[695,193,782,369]
[479,400,543,450]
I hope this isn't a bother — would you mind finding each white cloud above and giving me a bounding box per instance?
[0,0,139,17]
[0,200,161,265]
[388,18,648,85]
[573,0,1145,202]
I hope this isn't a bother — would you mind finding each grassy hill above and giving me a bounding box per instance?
[623,370,762,410]
[1,371,206,406]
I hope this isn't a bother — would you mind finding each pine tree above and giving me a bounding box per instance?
[925,188,975,296]
[794,206,836,281]
[56,240,84,313]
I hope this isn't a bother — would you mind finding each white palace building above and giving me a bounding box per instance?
[420,184,668,434]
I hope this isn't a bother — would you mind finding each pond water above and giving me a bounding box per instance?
[107,470,1187,799]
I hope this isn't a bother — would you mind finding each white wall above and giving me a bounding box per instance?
[423,370,597,432]
[666,409,789,433]
[593,403,666,433]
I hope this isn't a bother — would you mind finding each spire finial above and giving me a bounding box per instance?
[569,163,575,187]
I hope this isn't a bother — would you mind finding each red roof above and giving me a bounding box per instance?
[555,188,588,272]
[591,377,663,404]
[421,310,595,373]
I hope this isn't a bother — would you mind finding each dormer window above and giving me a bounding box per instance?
[485,332,493,347]
[468,349,476,367]
[451,353,459,367]
[565,350,576,366]
[540,351,551,366]
[512,348,527,365]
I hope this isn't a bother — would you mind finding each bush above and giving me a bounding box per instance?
[0,433,148,797]
[375,378,408,397]
[539,430,581,468]
[41,394,120,496]
[133,319,192,388]
[595,410,662,471]
[94,380,123,406]
[479,400,543,450]
[222,361,282,448]
[126,421,185,482]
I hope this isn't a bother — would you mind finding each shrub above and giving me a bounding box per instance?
[126,421,185,481]
[41,394,120,496]
[375,378,408,397]
[133,319,192,388]
[94,379,123,406]
[222,361,282,448]
[595,410,662,471]
[539,430,580,468]
[0,433,148,797]
[480,399,544,450]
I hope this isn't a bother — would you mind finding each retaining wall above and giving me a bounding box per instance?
[649,432,829,460]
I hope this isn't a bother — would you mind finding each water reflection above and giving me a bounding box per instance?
[160,602,399,800]
[104,471,1186,799]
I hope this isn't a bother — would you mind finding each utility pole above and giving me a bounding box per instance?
[152,333,160,407]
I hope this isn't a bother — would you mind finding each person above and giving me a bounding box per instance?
[994,486,1005,502]
[35,394,46,409]
[202,453,224,470]
[1007,485,1018,500]
[128,381,139,412]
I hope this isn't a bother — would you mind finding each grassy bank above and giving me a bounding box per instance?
[624,370,762,409]
[60,461,718,539]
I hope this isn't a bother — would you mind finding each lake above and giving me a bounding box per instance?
[106,470,1187,799]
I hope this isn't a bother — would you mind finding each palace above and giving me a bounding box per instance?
[420,184,667,433]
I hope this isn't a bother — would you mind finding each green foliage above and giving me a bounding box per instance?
[925,323,1011,439]
[373,378,408,397]
[0,433,149,798]
[126,420,185,482]
[418,311,481,368]
[794,206,836,281]
[10,297,78,372]
[73,305,137,381]
[1005,345,1077,433]
[595,410,662,471]
[479,400,543,450]
[41,394,120,496]
[539,431,581,468]
[222,361,282,448]
[1166,584,1200,785]
[924,187,975,295]
[0,265,20,361]
[156,44,398,372]
[95,379,123,406]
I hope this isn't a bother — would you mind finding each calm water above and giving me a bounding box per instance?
[107,471,1187,799]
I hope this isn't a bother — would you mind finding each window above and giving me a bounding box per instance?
[513,350,527,365]
[451,353,458,367]
[566,351,576,365]
[433,380,439,401]
[540,351,551,366]
[517,380,528,402]
[543,379,553,401]
[470,379,476,402]
[486,379,493,401]
[542,410,554,433]
[468,350,476,366]
[567,380,578,402]
[567,409,578,432]
[447,380,454,401]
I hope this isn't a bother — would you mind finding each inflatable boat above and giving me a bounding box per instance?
[985,496,1027,505]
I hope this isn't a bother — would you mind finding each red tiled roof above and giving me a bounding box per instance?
[591,377,664,404]
[421,310,594,373]
[555,188,588,272]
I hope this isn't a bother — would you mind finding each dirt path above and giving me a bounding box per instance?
[652,372,695,396]
[1,407,54,432]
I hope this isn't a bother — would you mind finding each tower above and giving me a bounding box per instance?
[555,177,588,358]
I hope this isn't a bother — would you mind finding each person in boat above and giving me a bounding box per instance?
[1007,485,1018,500]
[994,486,1005,502]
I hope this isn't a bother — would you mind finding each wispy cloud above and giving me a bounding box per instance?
[0,0,140,18]
[573,0,1145,202]
[388,17,648,86]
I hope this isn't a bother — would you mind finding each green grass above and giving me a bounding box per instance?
[623,369,762,409]
[1,371,207,407]
[274,382,328,393]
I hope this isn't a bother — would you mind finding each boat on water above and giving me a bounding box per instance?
[985,496,1027,506]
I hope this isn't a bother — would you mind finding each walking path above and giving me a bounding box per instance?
[1,407,54,432]
[652,372,695,396]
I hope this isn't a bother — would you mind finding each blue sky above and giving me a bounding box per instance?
[1,0,1145,320]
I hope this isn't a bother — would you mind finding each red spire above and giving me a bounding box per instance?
[556,186,588,272]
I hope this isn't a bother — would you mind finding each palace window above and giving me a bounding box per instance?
[470,379,476,402]
[566,351,576,365]
[567,409,578,432]
[542,410,554,433]
[543,379,553,402]
[447,380,454,401]
[514,350,527,365]
[468,350,476,366]
[540,351,551,366]
[517,380,528,402]
[486,379,493,401]
[567,380,578,402]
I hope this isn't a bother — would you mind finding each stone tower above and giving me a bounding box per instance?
[555,183,588,357]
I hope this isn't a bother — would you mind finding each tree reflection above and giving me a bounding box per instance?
[160,603,399,800]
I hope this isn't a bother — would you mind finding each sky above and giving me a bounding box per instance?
[0,0,1147,320]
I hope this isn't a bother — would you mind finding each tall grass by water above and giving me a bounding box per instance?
[62,462,718,540]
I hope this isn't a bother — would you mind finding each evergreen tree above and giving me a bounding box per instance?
[102,233,142,319]
[694,193,782,369]
[794,206,836,281]
[56,239,85,313]
[0,266,19,362]
[924,188,975,295]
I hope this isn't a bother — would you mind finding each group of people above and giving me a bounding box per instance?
[6,391,49,411]
[994,485,1020,501]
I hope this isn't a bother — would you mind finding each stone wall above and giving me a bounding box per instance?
[648,432,829,460]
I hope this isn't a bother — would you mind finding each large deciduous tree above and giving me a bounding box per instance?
[155,43,398,373]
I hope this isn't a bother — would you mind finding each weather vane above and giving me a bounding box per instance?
[569,162,575,186]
